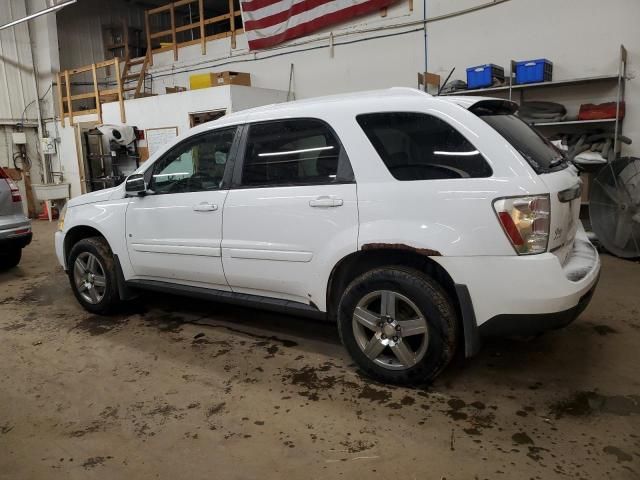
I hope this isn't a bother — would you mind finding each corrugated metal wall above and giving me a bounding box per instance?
[56,0,146,71]
[0,0,38,124]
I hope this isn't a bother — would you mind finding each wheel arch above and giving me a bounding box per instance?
[63,225,108,265]
[326,247,480,357]
[63,224,135,302]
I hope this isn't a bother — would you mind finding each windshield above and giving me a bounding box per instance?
[479,114,567,173]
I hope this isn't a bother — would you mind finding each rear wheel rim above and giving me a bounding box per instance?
[352,290,429,371]
[73,252,107,305]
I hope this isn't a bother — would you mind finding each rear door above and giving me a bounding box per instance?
[221,118,358,305]
[125,126,238,286]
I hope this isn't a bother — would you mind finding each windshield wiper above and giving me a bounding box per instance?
[549,157,565,168]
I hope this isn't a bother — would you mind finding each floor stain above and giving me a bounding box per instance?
[512,432,534,445]
[357,384,392,404]
[593,324,618,336]
[603,446,633,463]
[193,322,298,348]
[81,456,113,469]
[72,315,127,336]
[0,424,14,434]
[2,322,26,331]
[550,391,640,418]
[445,398,468,420]
[207,402,226,417]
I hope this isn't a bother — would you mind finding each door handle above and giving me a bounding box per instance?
[193,202,218,212]
[309,196,344,208]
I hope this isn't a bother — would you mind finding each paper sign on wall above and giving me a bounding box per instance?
[146,127,179,158]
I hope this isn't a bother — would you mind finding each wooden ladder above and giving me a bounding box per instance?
[121,52,152,98]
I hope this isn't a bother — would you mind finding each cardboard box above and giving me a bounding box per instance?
[190,71,251,90]
[165,86,187,94]
[418,72,441,95]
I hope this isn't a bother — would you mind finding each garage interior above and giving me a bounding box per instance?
[1,0,639,478]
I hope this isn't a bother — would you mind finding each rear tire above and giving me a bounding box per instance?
[0,248,21,270]
[337,266,458,385]
[68,237,120,314]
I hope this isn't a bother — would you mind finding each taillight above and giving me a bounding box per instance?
[0,167,22,202]
[493,195,550,255]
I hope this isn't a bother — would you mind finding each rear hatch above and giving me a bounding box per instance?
[462,99,581,263]
[536,168,582,263]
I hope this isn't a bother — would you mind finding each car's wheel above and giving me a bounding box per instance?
[337,267,458,385]
[0,248,22,270]
[68,237,120,314]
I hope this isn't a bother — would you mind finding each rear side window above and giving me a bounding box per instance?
[357,112,492,181]
[241,119,353,187]
[478,114,567,173]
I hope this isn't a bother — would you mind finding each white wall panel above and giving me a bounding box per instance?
[0,0,37,123]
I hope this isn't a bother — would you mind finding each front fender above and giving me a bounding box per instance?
[62,199,132,277]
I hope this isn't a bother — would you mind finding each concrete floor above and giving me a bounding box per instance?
[1,221,639,480]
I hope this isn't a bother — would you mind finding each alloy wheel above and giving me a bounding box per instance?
[352,290,429,371]
[73,252,107,305]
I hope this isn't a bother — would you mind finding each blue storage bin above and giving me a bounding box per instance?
[515,59,553,84]
[466,64,505,89]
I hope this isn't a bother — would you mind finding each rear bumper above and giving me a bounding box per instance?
[0,222,32,250]
[436,227,601,355]
[478,274,599,337]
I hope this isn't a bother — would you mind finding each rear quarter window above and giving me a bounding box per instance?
[478,114,567,173]
[356,112,492,181]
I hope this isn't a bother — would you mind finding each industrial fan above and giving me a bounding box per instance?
[589,157,640,258]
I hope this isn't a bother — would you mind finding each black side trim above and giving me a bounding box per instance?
[479,277,599,338]
[114,255,137,301]
[126,279,326,320]
[454,284,482,358]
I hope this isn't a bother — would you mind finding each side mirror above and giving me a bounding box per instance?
[125,173,147,196]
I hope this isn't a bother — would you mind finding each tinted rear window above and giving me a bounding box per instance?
[357,112,492,181]
[479,114,567,173]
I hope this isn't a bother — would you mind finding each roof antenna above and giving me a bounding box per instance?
[437,67,455,96]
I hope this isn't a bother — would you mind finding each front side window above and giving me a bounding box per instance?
[241,119,351,187]
[357,112,492,181]
[150,127,236,194]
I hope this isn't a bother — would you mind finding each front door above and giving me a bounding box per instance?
[222,118,358,306]
[125,126,238,287]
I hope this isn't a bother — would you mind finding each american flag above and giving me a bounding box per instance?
[241,0,400,50]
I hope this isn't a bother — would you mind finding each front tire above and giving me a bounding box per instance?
[0,248,21,270]
[68,237,120,314]
[337,267,458,385]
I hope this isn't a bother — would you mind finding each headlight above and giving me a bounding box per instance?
[57,204,67,231]
[493,195,550,255]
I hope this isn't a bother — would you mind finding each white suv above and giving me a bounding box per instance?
[55,88,600,384]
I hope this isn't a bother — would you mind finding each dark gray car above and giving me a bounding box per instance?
[0,168,32,269]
